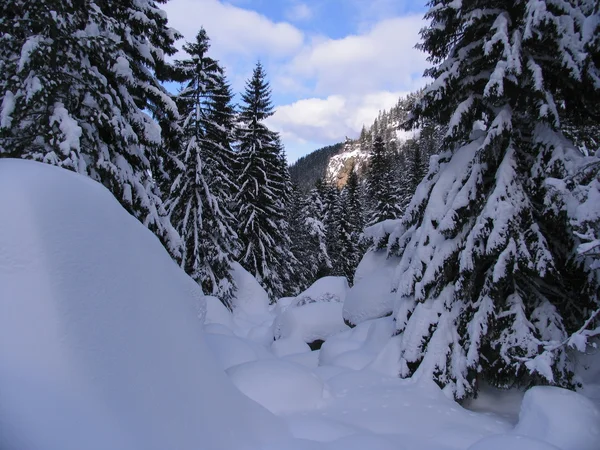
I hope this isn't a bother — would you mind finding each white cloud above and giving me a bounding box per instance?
[162,1,428,161]
[163,0,304,60]
[267,90,409,146]
[284,15,428,96]
[285,3,313,22]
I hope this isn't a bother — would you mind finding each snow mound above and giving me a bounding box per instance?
[273,302,349,344]
[319,317,394,370]
[227,359,330,414]
[467,434,560,450]
[363,219,402,246]
[204,333,260,370]
[514,386,600,450]
[205,295,235,329]
[344,250,398,326]
[0,159,287,450]
[293,276,349,307]
[326,433,400,450]
[272,337,311,357]
[230,261,270,315]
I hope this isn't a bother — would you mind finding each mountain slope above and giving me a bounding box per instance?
[289,142,344,192]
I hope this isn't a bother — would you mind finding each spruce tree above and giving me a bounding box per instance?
[287,185,315,294]
[322,182,342,275]
[380,0,600,399]
[338,168,365,284]
[234,62,295,299]
[167,29,239,305]
[366,135,402,225]
[0,0,180,253]
[303,179,333,278]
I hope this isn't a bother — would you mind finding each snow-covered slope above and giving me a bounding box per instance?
[2,159,599,450]
[325,129,416,188]
[325,139,370,188]
[0,159,288,450]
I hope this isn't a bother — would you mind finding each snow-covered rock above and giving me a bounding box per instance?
[227,359,330,414]
[229,261,270,315]
[273,302,349,344]
[326,141,370,189]
[0,159,288,450]
[514,386,600,450]
[292,276,349,308]
[343,251,398,326]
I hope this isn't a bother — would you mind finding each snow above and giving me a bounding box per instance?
[363,219,403,245]
[0,90,15,128]
[343,261,396,325]
[227,359,331,415]
[292,276,349,308]
[3,160,600,450]
[319,317,394,371]
[230,261,270,315]
[205,295,235,329]
[50,102,83,154]
[272,337,312,357]
[273,301,349,343]
[0,159,288,450]
[467,434,561,450]
[205,333,261,370]
[514,386,600,450]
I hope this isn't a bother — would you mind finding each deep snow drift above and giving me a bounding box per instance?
[1,159,599,450]
[0,159,288,450]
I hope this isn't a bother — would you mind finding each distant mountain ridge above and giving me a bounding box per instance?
[290,92,421,191]
[289,142,344,192]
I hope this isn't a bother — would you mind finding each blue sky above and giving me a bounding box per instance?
[163,0,430,162]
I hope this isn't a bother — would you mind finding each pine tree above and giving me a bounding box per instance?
[366,135,402,225]
[380,0,600,399]
[338,167,365,284]
[287,185,315,294]
[0,0,180,253]
[234,62,295,299]
[345,167,365,236]
[167,29,239,306]
[322,182,342,274]
[303,179,333,278]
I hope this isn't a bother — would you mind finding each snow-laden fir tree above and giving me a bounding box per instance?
[167,29,240,306]
[322,182,342,275]
[378,0,600,399]
[234,62,295,299]
[337,167,365,284]
[366,135,403,225]
[302,179,333,278]
[0,0,180,254]
[287,184,316,294]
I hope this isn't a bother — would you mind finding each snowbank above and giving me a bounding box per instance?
[227,359,331,414]
[467,434,560,450]
[0,160,288,450]
[292,276,349,307]
[343,251,398,326]
[363,219,402,246]
[273,302,349,344]
[230,261,271,315]
[514,386,600,450]
[319,317,395,371]
[205,295,235,329]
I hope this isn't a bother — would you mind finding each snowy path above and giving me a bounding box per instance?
[283,370,512,450]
